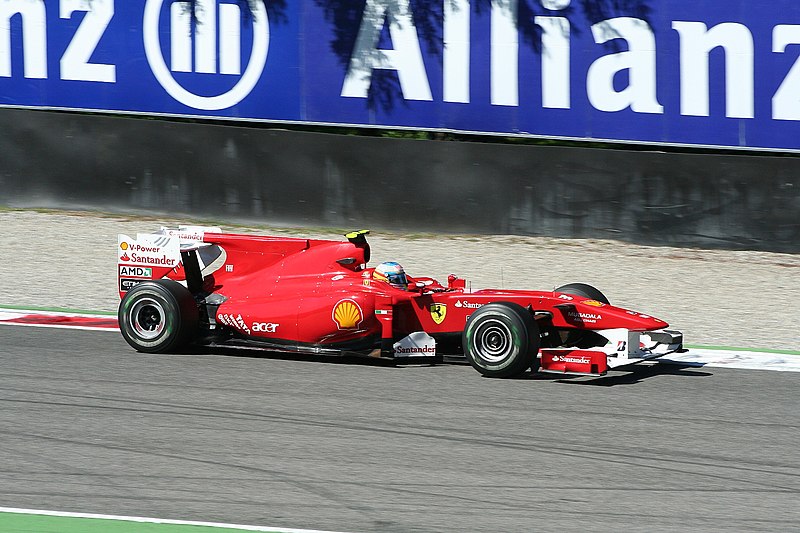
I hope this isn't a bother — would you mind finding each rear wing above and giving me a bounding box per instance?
[117,225,221,298]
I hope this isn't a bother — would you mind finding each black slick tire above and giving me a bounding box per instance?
[554,283,610,304]
[462,302,540,378]
[118,280,199,353]
[554,283,610,347]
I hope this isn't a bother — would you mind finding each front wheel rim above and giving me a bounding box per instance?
[473,318,514,363]
[129,297,166,340]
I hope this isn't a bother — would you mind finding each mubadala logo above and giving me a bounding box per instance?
[143,0,270,110]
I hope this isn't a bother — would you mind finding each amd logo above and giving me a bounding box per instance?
[119,266,153,278]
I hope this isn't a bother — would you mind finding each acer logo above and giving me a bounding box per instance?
[252,322,279,333]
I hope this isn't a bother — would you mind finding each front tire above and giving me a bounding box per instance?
[554,283,610,348]
[118,280,199,353]
[463,302,540,378]
[554,282,609,304]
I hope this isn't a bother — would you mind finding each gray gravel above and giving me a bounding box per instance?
[1,210,798,351]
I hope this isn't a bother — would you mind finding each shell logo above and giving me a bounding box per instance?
[332,299,363,330]
[120,242,129,250]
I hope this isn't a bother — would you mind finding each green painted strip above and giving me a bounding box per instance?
[0,513,264,533]
[686,344,800,356]
[0,304,116,316]
[0,512,331,533]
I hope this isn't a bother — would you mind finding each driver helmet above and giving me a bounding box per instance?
[373,261,408,290]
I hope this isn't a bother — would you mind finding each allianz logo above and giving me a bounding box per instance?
[168,0,246,76]
[143,0,269,110]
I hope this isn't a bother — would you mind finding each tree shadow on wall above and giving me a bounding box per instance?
[85,0,289,24]
[179,0,289,25]
[313,0,653,113]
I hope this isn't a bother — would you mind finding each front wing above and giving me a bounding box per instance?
[539,328,684,376]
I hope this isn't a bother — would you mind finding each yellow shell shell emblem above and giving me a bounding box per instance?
[582,300,606,307]
[333,299,363,329]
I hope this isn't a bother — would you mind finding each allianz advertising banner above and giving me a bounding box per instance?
[2,0,800,151]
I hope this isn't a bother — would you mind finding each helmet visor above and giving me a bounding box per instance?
[387,272,408,287]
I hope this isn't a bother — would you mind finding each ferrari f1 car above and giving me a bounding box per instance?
[117,227,683,378]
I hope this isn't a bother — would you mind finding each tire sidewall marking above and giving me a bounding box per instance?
[121,286,177,349]
[466,309,525,371]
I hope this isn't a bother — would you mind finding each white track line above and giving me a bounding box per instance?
[0,507,352,533]
[661,348,800,372]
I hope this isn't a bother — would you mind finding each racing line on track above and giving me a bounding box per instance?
[1,307,798,372]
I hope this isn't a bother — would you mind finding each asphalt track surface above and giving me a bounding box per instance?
[2,326,799,533]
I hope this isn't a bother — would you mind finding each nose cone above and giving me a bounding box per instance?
[623,311,669,330]
[560,299,669,331]
[600,304,670,331]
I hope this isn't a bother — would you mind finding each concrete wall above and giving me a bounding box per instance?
[1,109,798,252]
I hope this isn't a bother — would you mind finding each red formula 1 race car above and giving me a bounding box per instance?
[117,228,683,378]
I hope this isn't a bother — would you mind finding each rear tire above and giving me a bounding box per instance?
[463,302,540,378]
[118,280,198,353]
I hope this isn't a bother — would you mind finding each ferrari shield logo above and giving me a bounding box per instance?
[430,303,447,325]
